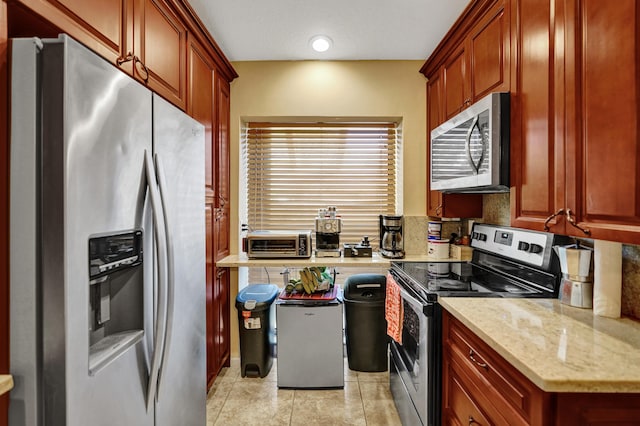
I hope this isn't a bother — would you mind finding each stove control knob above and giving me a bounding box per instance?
[517,241,530,251]
[478,233,487,242]
[529,243,543,254]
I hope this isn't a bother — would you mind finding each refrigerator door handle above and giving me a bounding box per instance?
[153,153,175,399]
[143,150,169,411]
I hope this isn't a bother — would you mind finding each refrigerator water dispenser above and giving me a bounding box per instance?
[88,230,144,375]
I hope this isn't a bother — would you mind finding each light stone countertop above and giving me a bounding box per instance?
[0,375,13,396]
[216,252,467,267]
[439,297,640,393]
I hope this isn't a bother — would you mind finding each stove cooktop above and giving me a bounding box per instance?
[390,260,551,301]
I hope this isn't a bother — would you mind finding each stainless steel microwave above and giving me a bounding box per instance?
[243,230,312,258]
[430,92,510,193]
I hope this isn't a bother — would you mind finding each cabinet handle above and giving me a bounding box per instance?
[468,415,480,425]
[116,53,149,83]
[134,57,150,83]
[565,208,591,236]
[543,208,564,231]
[216,268,225,278]
[435,203,443,216]
[116,52,134,66]
[468,349,488,370]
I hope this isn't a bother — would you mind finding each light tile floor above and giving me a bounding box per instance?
[206,357,402,425]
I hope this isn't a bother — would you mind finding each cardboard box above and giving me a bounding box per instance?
[449,245,473,261]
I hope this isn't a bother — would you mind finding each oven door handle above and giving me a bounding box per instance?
[397,284,434,316]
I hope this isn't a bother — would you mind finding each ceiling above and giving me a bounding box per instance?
[187,0,471,62]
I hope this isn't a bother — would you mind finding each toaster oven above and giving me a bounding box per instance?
[244,230,312,258]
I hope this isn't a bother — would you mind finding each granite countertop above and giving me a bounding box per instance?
[0,375,14,396]
[216,252,467,267]
[439,298,640,393]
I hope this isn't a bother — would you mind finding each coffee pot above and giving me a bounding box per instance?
[553,244,594,308]
[379,215,405,259]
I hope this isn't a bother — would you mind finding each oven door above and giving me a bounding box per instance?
[389,283,435,426]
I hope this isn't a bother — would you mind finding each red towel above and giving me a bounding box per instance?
[385,273,403,344]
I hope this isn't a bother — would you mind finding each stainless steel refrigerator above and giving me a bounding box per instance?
[9,35,206,426]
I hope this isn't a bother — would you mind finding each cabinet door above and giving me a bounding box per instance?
[14,0,131,63]
[510,0,564,232]
[188,34,218,386]
[205,205,215,386]
[563,0,640,243]
[427,72,444,217]
[468,0,509,101]
[187,34,215,192]
[135,0,186,109]
[214,266,230,373]
[443,45,469,120]
[214,75,231,260]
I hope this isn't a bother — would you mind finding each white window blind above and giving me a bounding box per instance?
[242,121,400,248]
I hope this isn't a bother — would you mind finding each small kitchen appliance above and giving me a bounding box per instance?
[315,206,342,257]
[430,92,510,193]
[554,244,594,308]
[379,215,405,259]
[244,230,312,259]
[343,236,373,258]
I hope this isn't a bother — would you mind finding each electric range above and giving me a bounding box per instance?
[387,223,570,426]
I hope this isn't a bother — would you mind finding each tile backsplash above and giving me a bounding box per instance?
[405,192,640,320]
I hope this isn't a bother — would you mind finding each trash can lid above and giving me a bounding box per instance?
[236,284,279,310]
[343,274,386,301]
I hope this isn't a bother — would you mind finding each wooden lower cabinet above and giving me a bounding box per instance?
[211,266,230,381]
[442,310,640,425]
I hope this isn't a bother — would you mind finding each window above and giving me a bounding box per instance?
[242,121,401,241]
[240,120,402,286]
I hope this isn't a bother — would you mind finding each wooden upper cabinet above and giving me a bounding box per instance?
[468,0,509,101]
[423,0,504,218]
[11,0,131,63]
[562,0,640,243]
[437,0,509,122]
[443,45,468,120]
[132,0,186,109]
[214,75,231,260]
[187,33,215,193]
[509,0,560,231]
[512,0,640,244]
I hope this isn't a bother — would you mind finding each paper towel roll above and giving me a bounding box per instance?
[593,239,622,318]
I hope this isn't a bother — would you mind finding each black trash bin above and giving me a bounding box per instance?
[343,274,388,372]
[235,284,279,377]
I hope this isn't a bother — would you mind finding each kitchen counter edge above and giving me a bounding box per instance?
[0,375,14,396]
[439,297,640,393]
[216,253,468,267]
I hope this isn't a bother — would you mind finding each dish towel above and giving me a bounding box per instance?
[385,273,403,344]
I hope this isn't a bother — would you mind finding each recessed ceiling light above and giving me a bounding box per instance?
[310,35,332,53]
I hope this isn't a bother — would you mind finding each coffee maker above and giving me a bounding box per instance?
[554,244,594,308]
[315,206,342,257]
[379,215,405,259]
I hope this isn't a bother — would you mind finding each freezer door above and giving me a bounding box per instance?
[151,94,206,425]
[9,37,43,426]
[38,36,154,426]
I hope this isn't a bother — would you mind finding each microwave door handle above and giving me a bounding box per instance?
[465,114,481,174]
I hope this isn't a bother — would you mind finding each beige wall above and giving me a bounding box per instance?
[229,60,427,251]
[227,60,427,356]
